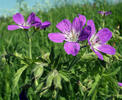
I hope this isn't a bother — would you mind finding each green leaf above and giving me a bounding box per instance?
[88,74,101,96]
[103,55,110,62]
[42,52,50,61]
[91,89,97,100]
[13,65,28,89]
[59,96,66,100]
[81,52,96,61]
[103,67,120,77]
[35,82,44,93]
[59,72,69,82]
[40,89,48,97]
[113,53,122,60]
[78,81,85,96]
[46,71,54,88]
[117,94,122,99]
[33,64,44,79]
[14,52,23,59]
[69,82,75,99]
[54,74,62,89]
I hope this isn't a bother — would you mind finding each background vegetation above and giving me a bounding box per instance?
[0,0,122,100]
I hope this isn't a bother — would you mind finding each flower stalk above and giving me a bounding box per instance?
[102,18,105,28]
[29,37,32,59]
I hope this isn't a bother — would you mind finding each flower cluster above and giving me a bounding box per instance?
[8,12,116,60]
[48,14,90,56]
[48,14,115,60]
[8,12,51,30]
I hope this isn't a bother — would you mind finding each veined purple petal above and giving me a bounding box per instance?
[32,22,41,28]
[98,11,104,15]
[78,14,86,27]
[87,20,96,36]
[92,47,104,60]
[40,21,51,29]
[31,16,42,27]
[105,11,112,16]
[96,44,116,55]
[88,38,91,46]
[48,33,65,43]
[13,13,25,25]
[96,28,112,43]
[27,12,35,25]
[56,19,71,34]
[72,17,82,33]
[35,16,42,23]
[79,26,91,41]
[8,25,20,30]
[64,42,80,56]
[98,11,112,16]
[118,82,122,86]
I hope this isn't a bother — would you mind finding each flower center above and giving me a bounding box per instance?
[23,22,30,26]
[18,22,30,29]
[64,30,79,42]
[90,35,101,46]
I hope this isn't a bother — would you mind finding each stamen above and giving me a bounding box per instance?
[65,30,79,42]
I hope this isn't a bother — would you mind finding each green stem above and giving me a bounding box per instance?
[29,37,32,59]
[102,16,105,28]
[103,19,105,28]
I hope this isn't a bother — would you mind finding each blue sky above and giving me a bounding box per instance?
[0,0,42,16]
[0,0,120,16]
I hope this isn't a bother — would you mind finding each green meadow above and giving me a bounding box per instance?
[0,1,122,100]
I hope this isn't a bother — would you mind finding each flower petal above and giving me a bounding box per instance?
[27,12,35,25]
[79,26,91,41]
[35,16,42,23]
[72,17,82,33]
[118,82,122,87]
[105,11,112,16]
[48,33,65,43]
[96,28,112,43]
[98,11,104,15]
[78,14,86,27]
[87,20,96,36]
[92,47,103,60]
[8,25,20,30]
[56,19,71,34]
[64,42,80,56]
[31,16,42,27]
[13,13,25,25]
[40,21,51,29]
[96,44,116,55]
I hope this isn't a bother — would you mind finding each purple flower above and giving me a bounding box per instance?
[32,16,51,29]
[118,82,122,87]
[87,20,116,60]
[48,14,90,56]
[98,11,112,16]
[8,12,35,30]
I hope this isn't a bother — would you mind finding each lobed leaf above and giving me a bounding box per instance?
[46,71,54,88]
[13,65,28,89]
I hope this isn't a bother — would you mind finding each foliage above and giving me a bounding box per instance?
[0,1,122,100]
